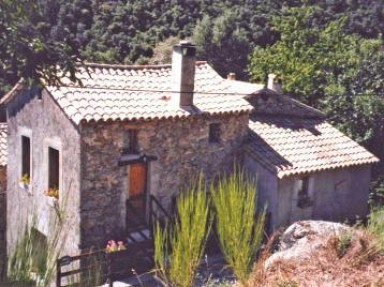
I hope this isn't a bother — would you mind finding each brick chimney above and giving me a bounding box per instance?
[172,40,196,107]
[267,74,282,93]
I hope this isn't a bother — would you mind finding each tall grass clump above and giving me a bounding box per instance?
[7,185,72,286]
[7,217,66,286]
[211,170,266,286]
[7,223,38,286]
[367,206,384,250]
[154,179,211,287]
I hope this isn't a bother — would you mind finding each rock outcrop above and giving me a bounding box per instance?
[265,220,355,269]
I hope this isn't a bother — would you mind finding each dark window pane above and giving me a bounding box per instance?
[124,130,138,153]
[21,136,30,177]
[209,123,221,143]
[297,177,311,208]
[48,147,60,190]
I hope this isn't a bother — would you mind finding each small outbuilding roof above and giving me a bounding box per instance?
[43,62,258,124]
[245,115,379,178]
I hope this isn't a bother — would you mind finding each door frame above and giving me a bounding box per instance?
[126,162,149,222]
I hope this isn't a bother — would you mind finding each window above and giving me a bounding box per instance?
[297,176,312,208]
[21,136,31,179]
[209,123,221,143]
[48,147,60,190]
[124,129,138,153]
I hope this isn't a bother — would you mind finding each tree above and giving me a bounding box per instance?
[249,5,384,152]
[148,36,180,64]
[193,1,279,80]
[0,0,81,96]
[193,13,251,79]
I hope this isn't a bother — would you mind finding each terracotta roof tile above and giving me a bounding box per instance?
[47,62,257,124]
[0,123,7,166]
[245,116,379,177]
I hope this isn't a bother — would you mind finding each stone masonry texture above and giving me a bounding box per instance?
[79,112,249,248]
[0,167,6,280]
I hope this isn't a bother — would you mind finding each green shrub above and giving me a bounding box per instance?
[368,207,384,251]
[154,178,211,287]
[336,231,353,257]
[211,170,266,286]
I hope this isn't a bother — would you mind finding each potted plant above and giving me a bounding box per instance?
[44,187,59,207]
[105,240,128,282]
[19,174,31,191]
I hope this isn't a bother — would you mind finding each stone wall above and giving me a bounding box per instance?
[79,113,249,248]
[0,167,6,280]
[6,87,81,258]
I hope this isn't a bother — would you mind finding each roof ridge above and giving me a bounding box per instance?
[78,61,208,70]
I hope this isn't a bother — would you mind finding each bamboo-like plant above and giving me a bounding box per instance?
[154,178,211,287]
[211,170,266,286]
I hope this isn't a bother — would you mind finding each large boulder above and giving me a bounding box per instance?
[265,220,355,269]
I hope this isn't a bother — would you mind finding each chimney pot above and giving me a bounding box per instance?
[267,73,282,93]
[172,41,196,107]
[227,73,236,80]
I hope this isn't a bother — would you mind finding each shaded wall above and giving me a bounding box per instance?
[245,156,372,230]
[276,166,371,228]
[6,88,81,258]
[243,156,278,231]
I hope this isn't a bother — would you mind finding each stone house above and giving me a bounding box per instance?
[1,42,378,258]
[243,87,379,228]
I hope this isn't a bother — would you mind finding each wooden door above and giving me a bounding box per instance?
[128,163,147,212]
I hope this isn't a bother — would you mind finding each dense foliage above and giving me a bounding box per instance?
[1,0,384,177]
[3,0,384,94]
[249,4,384,172]
[0,0,81,95]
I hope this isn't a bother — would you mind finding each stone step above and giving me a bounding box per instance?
[127,228,151,244]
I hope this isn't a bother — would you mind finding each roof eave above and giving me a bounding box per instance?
[276,158,380,179]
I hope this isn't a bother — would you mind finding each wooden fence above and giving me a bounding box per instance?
[56,241,154,287]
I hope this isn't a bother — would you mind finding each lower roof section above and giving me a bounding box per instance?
[245,115,379,178]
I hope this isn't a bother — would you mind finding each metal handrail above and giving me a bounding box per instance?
[149,195,172,221]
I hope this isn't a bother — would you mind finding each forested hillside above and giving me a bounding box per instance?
[1,0,384,182]
[2,0,384,91]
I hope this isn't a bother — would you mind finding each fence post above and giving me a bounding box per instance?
[108,253,113,287]
[56,259,61,287]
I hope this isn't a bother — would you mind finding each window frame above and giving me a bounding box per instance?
[19,127,32,189]
[21,135,31,179]
[48,147,60,190]
[124,129,139,153]
[208,122,221,144]
[44,138,62,198]
[296,176,313,208]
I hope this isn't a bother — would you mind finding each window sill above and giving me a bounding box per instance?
[19,182,32,195]
[45,196,59,207]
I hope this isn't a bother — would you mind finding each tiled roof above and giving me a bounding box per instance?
[0,123,7,166]
[245,115,379,178]
[46,62,257,124]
